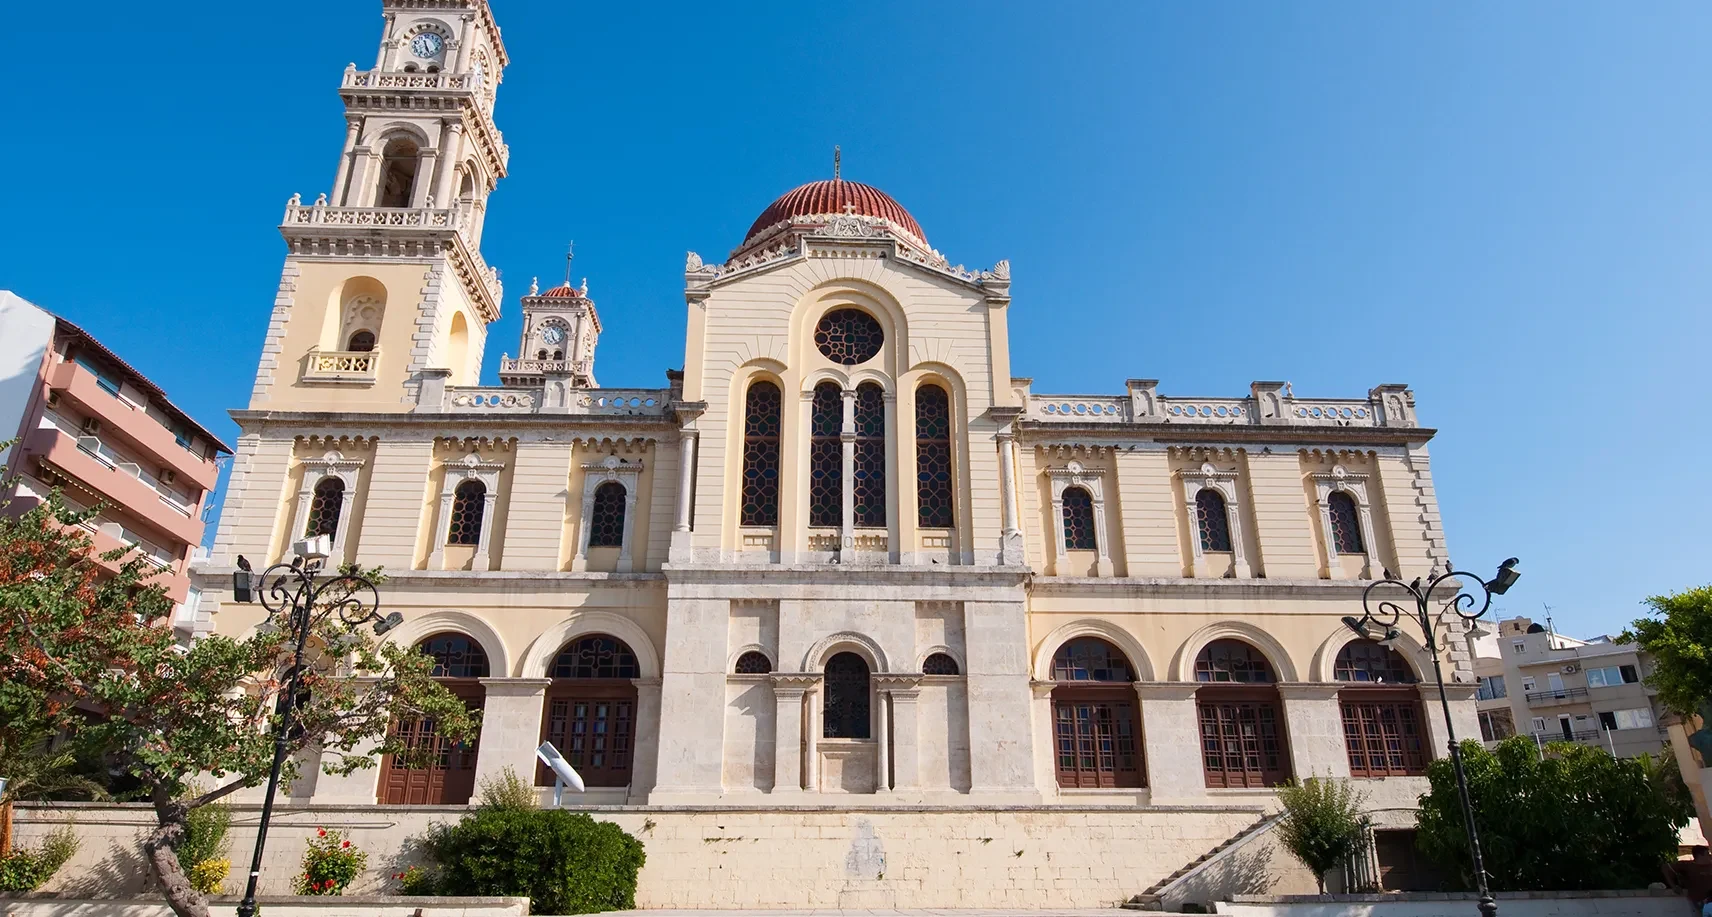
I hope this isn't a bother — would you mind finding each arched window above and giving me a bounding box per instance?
[346,330,376,353]
[853,383,886,528]
[922,653,960,676]
[823,652,871,739]
[1049,637,1142,788]
[916,384,954,528]
[1195,639,1288,787]
[377,138,420,208]
[384,633,489,804]
[1335,639,1427,778]
[588,481,626,548]
[734,651,773,675]
[808,382,842,528]
[418,633,491,679]
[1061,487,1097,551]
[304,477,344,538]
[447,480,485,545]
[740,381,782,527]
[1195,489,1233,552]
[542,635,639,788]
[1328,491,1364,554]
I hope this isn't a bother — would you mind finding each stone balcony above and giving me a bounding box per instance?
[281,200,503,321]
[415,374,671,418]
[301,349,381,385]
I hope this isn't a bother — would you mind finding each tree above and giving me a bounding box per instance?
[1623,585,1712,717]
[0,487,476,917]
[1274,777,1368,894]
[0,725,105,854]
[1416,737,1688,891]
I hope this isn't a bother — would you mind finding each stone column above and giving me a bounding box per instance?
[805,686,822,791]
[347,146,379,207]
[875,689,891,792]
[428,490,455,569]
[412,146,440,208]
[570,486,595,572]
[432,122,467,210]
[673,431,697,533]
[332,486,357,560]
[1277,683,1351,781]
[331,118,361,206]
[1420,682,1481,760]
[1136,682,1205,804]
[616,486,639,573]
[629,678,663,802]
[472,678,549,790]
[877,675,923,793]
[1031,680,1059,795]
[769,675,815,795]
[996,429,1023,565]
[473,488,498,571]
[840,388,856,556]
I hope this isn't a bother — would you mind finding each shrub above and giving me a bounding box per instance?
[0,824,80,892]
[177,794,232,894]
[188,858,230,895]
[1275,777,1368,894]
[294,827,368,896]
[392,863,439,895]
[477,767,536,811]
[419,808,645,914]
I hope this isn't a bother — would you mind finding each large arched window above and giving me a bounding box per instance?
[447,480,486,545]
[588,481,627,548]
[1061,486,1097,551]
[915,384,954,528]
[1336,640,1427,778]
[383,633,489,805]
[1328,491,1364,554]
[740,381,782,527]
[540,635,640,788]
[1195,639,1288,787]
[853,383,886,528]
[823,652,871,739]
[1195,489,1233,552]
[304,477,344,538]
[1049,637,1142,788]
[808,382,842,528]
[377,138,420,208]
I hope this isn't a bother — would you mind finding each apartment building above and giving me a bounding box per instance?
[0,291,231,637]
[1473,615,1665,758]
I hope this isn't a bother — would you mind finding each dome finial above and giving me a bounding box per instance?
[563,241,575,285]
[833,145,841,181]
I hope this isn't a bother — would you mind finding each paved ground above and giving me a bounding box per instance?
[600,911,1133,916]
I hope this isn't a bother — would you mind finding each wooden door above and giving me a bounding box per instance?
[537,682,637,788]
[381,680,484,805]
[1197,688,1290,788]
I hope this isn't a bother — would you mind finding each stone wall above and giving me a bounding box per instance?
[1219,891,1691,917]
[0,898,527,917]
[16,802,1265,909]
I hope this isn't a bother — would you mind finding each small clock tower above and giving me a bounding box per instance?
[499,277,602,388]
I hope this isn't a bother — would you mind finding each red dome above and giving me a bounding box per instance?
[539,282,580,298]
[743,179,926,247]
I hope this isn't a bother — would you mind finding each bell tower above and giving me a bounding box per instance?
[250,0,510,412]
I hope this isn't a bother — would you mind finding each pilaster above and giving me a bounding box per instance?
[1135,681,1204,804]
[1276,682,1350,780]
[472,678,550,789]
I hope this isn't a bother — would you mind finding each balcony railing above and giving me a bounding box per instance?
[281,201,504,310]
[499,357,592,377]
[1535,729,1600,743]
[1025,392,1405,427]
[302,350,380,385]
[342,68,486,95]
[1524,687,1590,706]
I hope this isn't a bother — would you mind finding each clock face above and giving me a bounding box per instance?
[540,325,565,345]
[411,33,444,58]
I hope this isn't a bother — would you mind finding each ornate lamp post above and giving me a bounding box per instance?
[229,537,402,917]
[1341,557,1519,917]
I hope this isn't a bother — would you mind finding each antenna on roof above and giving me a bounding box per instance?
[833,145,841,181]
[564,242,575,285]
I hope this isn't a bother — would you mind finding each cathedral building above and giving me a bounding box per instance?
[190,0,1480,903]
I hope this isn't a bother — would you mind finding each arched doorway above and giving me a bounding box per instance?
[1194,639,1290,788]
[538,635,640,788]
[382,632,488,805]
[1334,639,1428,777]
[1049,637,1143,788]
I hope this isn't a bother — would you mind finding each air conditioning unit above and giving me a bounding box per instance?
[1562,663,1580,675]
[80,417,101,435]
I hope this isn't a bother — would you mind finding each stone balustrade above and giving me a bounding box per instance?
[281,200,503,310]
[431,385,671,416]
[446,387,538,413]
[1026,384,1416,428]
[498,357,590,376]
[301,349,379,384]
[342,67,485,95]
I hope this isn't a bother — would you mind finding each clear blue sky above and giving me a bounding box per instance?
[5,2,1706,637]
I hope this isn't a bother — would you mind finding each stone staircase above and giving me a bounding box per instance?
[1122,813,1283,911]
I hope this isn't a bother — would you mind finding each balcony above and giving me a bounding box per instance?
[7,480,190,602]
[301,349,380,385]
[46,361,219,491]
[1524,687,1590,707]
[1535,729,1600,743]
[281,201,504,320]
[24,427,203,546]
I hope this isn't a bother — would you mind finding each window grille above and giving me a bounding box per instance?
[740,381,782,527]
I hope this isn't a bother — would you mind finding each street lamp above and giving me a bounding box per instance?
[1342,557,1519,917]
[230,537,399,917]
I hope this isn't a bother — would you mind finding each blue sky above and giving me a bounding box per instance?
[5,2,1706,637]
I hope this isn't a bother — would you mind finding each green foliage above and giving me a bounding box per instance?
[1417,737,1688,891]
[294,827,368,895]
[477,767,536,811]
[1636,751,1697,825]
[392,863,439,895]
[0,824,80,892]
[1274,777,1369,894]
[176,794,232,876]
[1623,585,1712,716]
[417,808,645,914]
[187,857,230,896]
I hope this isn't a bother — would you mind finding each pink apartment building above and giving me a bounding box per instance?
[0,291,231,635]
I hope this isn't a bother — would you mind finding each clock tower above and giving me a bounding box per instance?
[499,277,602,389]
[249,0,510,412]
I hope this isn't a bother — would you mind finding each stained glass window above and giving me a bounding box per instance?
[922,652,960,676]
[1194,640,1275,683]
[447,480,486,545]
[853,383,886,528]
[809,383,843,528]
[734,651,773,674]
[1061,487,1097,551]
[549,635,641,679]
[1334,640,1417,684]
[417,633,490,679]
[588,481,626,548]
[813,308,884,365]
[304,476,344,538]
[823,652,871,739]
[1195,488,1232,552]
[1329,491,1364,554]
[916,384,954,528]
[740,381,781,527]
[1052,638,1135,682]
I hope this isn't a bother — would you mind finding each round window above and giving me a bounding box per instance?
[813,309,884,365]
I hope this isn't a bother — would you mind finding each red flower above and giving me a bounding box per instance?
[317,828,327,837]
[341,840,351,848]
